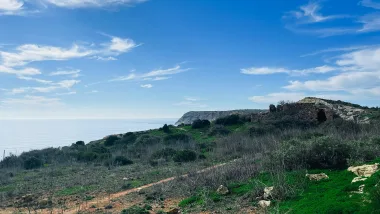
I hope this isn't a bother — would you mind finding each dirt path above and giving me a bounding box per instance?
[2,159,238,214]
[65,160,237,213]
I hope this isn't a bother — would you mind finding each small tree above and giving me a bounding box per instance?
[162,124,170,133]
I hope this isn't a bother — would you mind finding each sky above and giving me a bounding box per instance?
[1,0,380,119]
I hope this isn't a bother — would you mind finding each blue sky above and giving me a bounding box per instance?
[1,0,380,119]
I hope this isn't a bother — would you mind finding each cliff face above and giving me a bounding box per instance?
[175,109,266,125]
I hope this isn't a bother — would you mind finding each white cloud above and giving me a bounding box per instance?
[0,44,92,67]
[241,65,337,75]
[358,13,380,33]
[284,71,380,91]
[41,0,147,8]
[241,67,288,75]
[285,1,347,24]
[140,84,153,88]
[49,69,81,78]
[90,56,117,61]
[9,79,80,94]
[0,65,40,75]
[17,75,53,84]
[0,0,24,15]
[336,47,380,70]
[106,36,138,53]
[112,65,190,82]
[1,95,62,106]
[56,91,76,96]
[360,0,380,9]
[174,97,208,108]
[301,45,375,57]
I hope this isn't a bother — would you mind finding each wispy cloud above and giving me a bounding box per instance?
[285,1,348,24]
[174,97,208,108]
[360,0,380,9]
[301,45,376,57]
[40,0,148,9]
[1,95,62,106]
[0,0,147,16]
[284,1,380,37]
[49,69,81,78]
[0,65,40,75]
[56,91,76,96]
[140,84,153,88]
[9,79,80,94]
[111,65,191,82]
[241,65,337,75]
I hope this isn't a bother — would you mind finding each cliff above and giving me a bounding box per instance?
[175,109,266,125]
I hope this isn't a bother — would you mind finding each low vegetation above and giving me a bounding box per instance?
[1,100,380,213]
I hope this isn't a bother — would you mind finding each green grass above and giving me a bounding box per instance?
[278,169,373,214]
[0,185,15,192]
[55,185,94,196]
[179,195,204,207]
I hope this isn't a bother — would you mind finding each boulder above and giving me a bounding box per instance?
[306,173,329,181]
[348,163,379,177]
[258,200,271,208]
[352,177,367,183]
[216,185,229,195]
[263,186,274,199]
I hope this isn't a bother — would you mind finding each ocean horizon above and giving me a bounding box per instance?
[0,119,176,159]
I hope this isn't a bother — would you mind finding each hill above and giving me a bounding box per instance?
[1,97,380,213]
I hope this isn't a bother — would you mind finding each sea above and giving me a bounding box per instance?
[0,119,176,159]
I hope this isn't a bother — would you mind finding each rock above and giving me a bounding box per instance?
[258,200,271,208]
[167,208,180,214]
[175,110,266,125]
[216,185,229,195]
[348,163,379,177]
[352,177,368,183]
[306,173,329,181]
[263,186,274,199]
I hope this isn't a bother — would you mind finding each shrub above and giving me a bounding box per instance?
[104,135,119,146]
[135,135,161,145]
[151,148,177,160]
[118,132,137,145]
[208,125,230,136]
[192,119,211,129]
[173,150,197,162]
[113,156,133,166]
[121,205,149,214]
[75,141,85,146]
[23,156,43,170]
[162,124,170,133]
[215,114,242,126]
[77,152,99,162]
[164,133,190,144]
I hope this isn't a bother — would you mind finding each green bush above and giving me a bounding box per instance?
[75,141,85,146]
[162,124,170,133]
[208,125,230,136]
[215,114,241,126]
[151,148,177,160]
[121,205,149,214]
[173,150,197,162]
[23,156,43,170]
[192,119,211,129]
[118,132,137,145]
[135,135,161,145]
[113,156,133,166]
[164,133,190,144]
[104,135,119,146]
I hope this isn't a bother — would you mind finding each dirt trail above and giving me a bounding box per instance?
[2,160,238,214]
[65,160,237,214]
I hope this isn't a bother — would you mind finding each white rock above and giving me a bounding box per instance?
[351,177,367,183]
[258,200,271,208]
[263,186,274,199]
[348,163,379,177]
[306,173,329,181]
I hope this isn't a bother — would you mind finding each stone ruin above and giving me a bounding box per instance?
[250,97,369,124]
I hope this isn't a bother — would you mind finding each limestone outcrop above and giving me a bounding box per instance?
[175,110,266,125]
